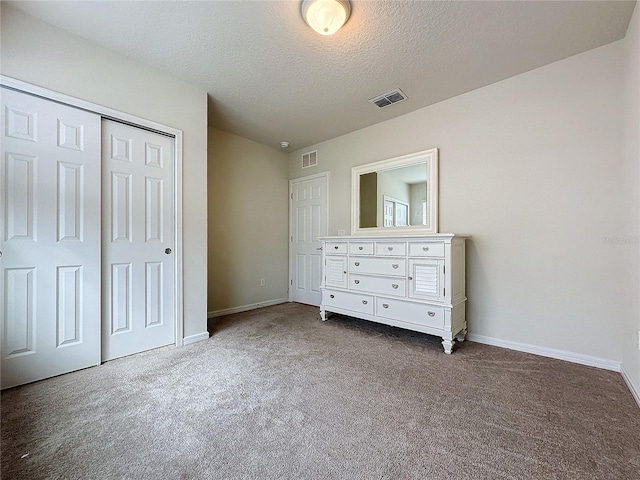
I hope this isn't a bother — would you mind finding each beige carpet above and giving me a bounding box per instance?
[1,302,639,479]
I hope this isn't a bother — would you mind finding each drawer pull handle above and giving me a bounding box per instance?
[334,246,339,250]
[343,271,346,274]
[387,246,393,251]
[392,264,398,269]
[330,295,335,299]
[392,284,398,289]
[382,304,389,309]
[423,247,430,251]
[408,276,413,280]
[354,262,360,266]
[354,280,360,284]
[428,311,436,317]
[358,246,363,250]
[362,300,368,305]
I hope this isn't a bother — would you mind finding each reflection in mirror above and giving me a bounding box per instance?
[351,149,438,235]
[359,172,378,228]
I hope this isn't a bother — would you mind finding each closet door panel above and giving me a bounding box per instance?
[1,88,101,389]
[101,120,175,361]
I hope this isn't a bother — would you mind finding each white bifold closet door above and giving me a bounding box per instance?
[1,88,101,389]
[101,120,175,361]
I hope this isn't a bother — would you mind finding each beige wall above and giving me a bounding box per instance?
[289,40,629,363]
[208,128,289,313]
[1,6,209,338]
[359,172,377,228]
[622,3,640,398]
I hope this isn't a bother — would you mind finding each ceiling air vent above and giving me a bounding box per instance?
[369,88,407,109]
[302,150,317,168]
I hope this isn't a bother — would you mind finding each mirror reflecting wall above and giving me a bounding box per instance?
[351,149,438,235]
[359,164,428,228]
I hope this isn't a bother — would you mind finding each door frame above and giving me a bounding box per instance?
[288,171,330,303]
[0,75,185,348]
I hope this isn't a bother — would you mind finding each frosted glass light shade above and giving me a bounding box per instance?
[301,0,351,36]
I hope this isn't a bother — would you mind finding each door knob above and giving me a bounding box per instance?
[165,248,172,254]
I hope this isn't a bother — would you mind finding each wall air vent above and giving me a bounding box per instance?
[369,88,407,109]
[302,150,318,168]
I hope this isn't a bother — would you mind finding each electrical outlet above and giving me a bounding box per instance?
[260,278,266,287]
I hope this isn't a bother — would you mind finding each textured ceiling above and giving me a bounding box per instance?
[7,1,636,150]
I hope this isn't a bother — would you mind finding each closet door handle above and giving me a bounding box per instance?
[165,248,172,254]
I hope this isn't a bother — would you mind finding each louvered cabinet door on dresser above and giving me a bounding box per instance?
[320,234,468,354]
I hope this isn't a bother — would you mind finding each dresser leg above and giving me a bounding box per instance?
[455,328,467,342]
[442,338,455,354]
[320,307,327,321]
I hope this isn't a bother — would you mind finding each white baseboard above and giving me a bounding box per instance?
[182,331,209,346]
[467,333,621,372]
[621,365,640,409]
[208,298,289,318]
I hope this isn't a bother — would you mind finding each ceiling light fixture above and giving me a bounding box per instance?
[301,0,351,36]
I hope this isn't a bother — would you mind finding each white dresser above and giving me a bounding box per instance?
[320,234,468,354]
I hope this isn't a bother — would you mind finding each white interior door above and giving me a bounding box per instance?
[290,173,328,306]
[101,120,175,361]
[1,88,101,389]
[384,199,394,227]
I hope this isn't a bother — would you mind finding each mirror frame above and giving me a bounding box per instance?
[351,148,438,235]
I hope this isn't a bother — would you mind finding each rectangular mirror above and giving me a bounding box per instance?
[351,148,438,235]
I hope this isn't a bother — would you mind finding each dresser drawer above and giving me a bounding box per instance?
[323,289,374,315]
[325,242,347,254]
[375,242,407,256]
[375,298,444,329]
[350,274,406,297]
[408,242,445,258]
[349,257,406,276]
[349,242,374,255]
